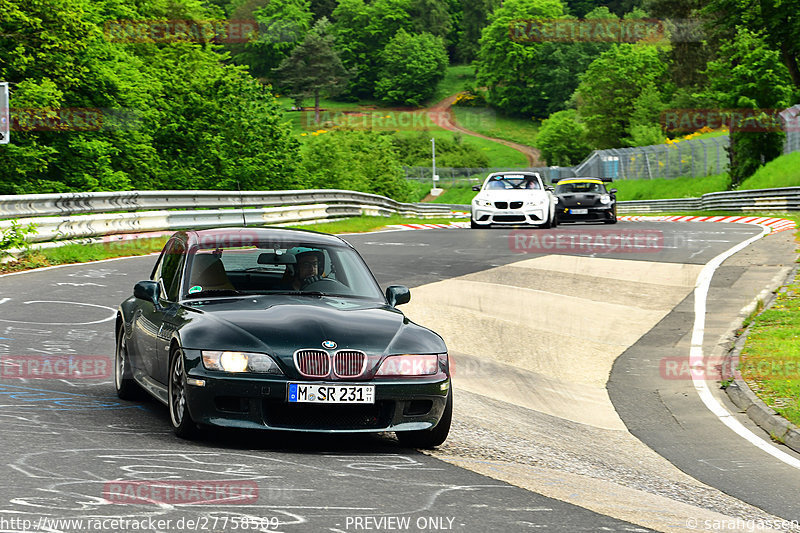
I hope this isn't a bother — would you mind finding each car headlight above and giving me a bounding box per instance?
[525,197,547,206]
[600,194,611,204]
[201,351,284,374]
[474,198,493,207]
[375,354,446,376]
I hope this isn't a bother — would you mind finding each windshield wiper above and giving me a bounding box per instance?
[186,289,242,298]
[263,290,328,297]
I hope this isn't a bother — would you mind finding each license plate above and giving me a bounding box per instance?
[287,383,375,404]
[570,208,588,214]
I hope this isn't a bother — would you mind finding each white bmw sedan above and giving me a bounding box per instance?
[470,172,557,229]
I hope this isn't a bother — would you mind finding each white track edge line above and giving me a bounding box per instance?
[690,224,800,469]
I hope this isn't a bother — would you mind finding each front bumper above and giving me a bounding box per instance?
[183,355,450,433]
[557,206,615,222]
[471,206,548,226]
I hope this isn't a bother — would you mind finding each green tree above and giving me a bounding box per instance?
[475,0,567,117]
[703,0,800,89]
[705,28,794,186]
[0,0,301,194]
[575,43,670,148]
[375,30,448,106]
[332,0,416,98]
[225,0,314,79]
[643,0,711,89]
[535,109,592,165]
[274,17,350,124]
[456,0,502,62]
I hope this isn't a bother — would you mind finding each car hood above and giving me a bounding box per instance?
[473,190,549,203]
[178,295,446,357]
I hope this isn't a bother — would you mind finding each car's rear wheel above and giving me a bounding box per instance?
[169,347,199,439]
[396,390,452,449]
[115,326,140,400]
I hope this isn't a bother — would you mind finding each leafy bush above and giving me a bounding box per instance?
[391,132,490,167]
[0,221,37,258]
[535,110,591,166]
[300,130,413,201]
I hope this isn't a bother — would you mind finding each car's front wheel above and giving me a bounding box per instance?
[115,326,140,400]
[396,390,452,449]
[470,216,483,229]
[168,346,199,439]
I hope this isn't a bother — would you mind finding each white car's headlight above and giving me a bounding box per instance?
[375,354,446,376]
[525,197,547,206]
[201,351,284,374]
[600,194,611,204]
[474,198,493,207]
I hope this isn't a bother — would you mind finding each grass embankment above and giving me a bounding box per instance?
[738,152,800,190]
[612,174,732,201]
[736,224,800,428]
[0,216,457,275]
[451,107,540,148]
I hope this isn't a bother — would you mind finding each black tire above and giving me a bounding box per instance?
[604,217,618,224]
[470,217,481,229]
[396,391,452,449]
[115,326,141,400]
[168,347,199,439]
[551,212,558,228]
[540,214,552,229]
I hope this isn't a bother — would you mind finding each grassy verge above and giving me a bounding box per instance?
[737,222,800,427]
[427,183,477,205]
[612,174,732,201]
[452,107,539,148]
[393,129,528,168]
[0,236,171,275]
[0,216,458,275]
[283,215,457,234]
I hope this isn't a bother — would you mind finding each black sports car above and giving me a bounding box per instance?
[115,227,451,448]
[552,177,618,224]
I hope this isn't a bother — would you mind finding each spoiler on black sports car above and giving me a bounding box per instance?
[552,177,614,184]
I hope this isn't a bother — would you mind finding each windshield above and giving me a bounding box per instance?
[182,242,384,301]
[555,182,607,194]
[483,175,542,191]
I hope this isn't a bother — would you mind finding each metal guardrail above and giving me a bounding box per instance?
[618,186,800,214]
[0,189,449,220]
[0,190,453,247]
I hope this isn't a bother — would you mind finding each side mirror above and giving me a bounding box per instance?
[472,185,480,191]
[386,285,411,307]
[134,280,160,307]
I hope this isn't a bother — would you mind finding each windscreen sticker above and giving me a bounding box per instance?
[188,285,202,294]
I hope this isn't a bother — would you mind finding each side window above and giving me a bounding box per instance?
[159,241,185,302]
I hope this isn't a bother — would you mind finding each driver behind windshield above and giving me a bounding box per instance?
[285,250,323,290]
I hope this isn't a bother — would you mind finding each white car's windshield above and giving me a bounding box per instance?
[484,176,541,190]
